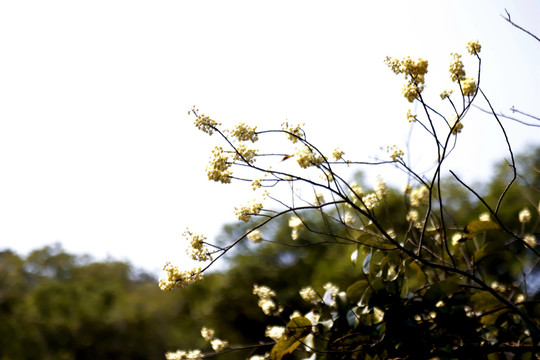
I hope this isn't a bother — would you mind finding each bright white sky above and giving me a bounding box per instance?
[1,1,539,275]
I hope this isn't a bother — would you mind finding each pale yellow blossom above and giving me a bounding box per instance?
[466,40,481,55]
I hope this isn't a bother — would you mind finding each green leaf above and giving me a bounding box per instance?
[354,231,396,249]
[346,280,369,304]
[463,220,501,239]
[424,279,460,304]
[271,316,312,360]
[400,261,426,298]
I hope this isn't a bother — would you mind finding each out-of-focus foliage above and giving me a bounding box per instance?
[0,244,203,360]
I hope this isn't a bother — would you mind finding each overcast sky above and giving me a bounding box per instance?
[1,1,539,275]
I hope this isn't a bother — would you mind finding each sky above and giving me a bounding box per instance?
[1,1,539,275]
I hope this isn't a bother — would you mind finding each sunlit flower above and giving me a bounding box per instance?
[165,349,203,360]
[201,327,215,341]
[410,185,429,207]
[461,77,477,96]
[247,230,263,243]
[159,263,203,291]
[207,146,232,183]
[300,286,318,303]
[235,201,263,222]
[265,326,285,341]
[407,210,419,223]
[233,144,258,164]
[479,212,490,221]
[440,89,453,99]
[296,146,325,168]
[230,123,258,142]
[183,229,211,262]
[449,53,466,82]
[449,115,463,135]
[466,40,481,55]
[406,109,417,122]
[194,113,221,136]
[253,284,280,315]
[375,177,387,199]
[519,208,531,224]
[332,147,345,160]
[524,234,537,248]
[210,338,229,352]
[362,193,379,210]
[289,216,304,230]
[281,122,304,143]
[452,233,464,246]
[344,212,355,227]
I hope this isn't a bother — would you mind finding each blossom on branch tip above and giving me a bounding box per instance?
[519,208,531,224]
[386,145,404,162]
[207,146,232,183]
[300,286,318,303]
[461,77,477,96]
[253,284,280,315]
[440,89,453,100]
[194,113,220,136]
[183,229,211,262]
[406,109,417,122]
[296,146,325,168]
[165,349,203,360]
[375,177,387,199]
[159,263,203,291]
[281,121,304,143]
[524,234,537,248]
[235,201,263,222]
[466,40,481,55]
[233,144,258,164]
[230,123,258,142]
[362,193,379,210]
[449,53,466,82]
[332,147,345,160]
[410,185,429,207]
[247,230,263,243]
[265,326,285,341]
[200,327,215,341]
[449,116,463,135]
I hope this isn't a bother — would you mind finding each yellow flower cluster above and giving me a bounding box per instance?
[247,229,263,243]
[234,201,263,222]
[194,113,221,136]
[289,215,304,240]
[440,90,453,100]
[461,77,477,96]
[332,147,345,160]
[406,109,417,122]
[165,350,203,360]
[375,177,387,199]
[200,327,229,352]
[265,325,285,341]
[386,145,404,162]
[295,146,325,168]
[519,208,531,224]
[207,146,232,183]
[230,123,258,142]
[159,263,203,291]
[183,229,211,262]
[466,40,481,55]
[281,121,304,143]
[449,53,466,82]
[299,286,318,303]
[449,115,463,135]
[410,185,429,207]
[524,234,537,248]
[385,56,429,103]
[234,144,258,164]
[253,284,280,316]
[362,193,379,210]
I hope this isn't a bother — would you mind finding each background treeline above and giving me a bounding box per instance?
[1,147,539,359]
